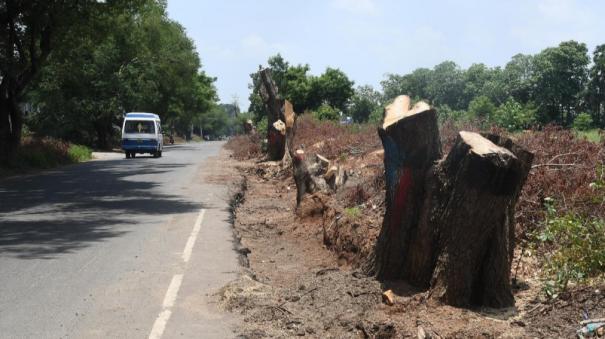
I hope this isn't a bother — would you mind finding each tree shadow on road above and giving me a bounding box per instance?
[0,158,202,259]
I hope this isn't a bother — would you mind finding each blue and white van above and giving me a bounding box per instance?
[121,112,163,158]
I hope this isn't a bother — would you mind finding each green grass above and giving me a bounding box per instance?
[575,129,603,143]
[67,144,93,162]
[344,207,362,219]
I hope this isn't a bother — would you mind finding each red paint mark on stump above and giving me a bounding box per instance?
[390,168,413,229]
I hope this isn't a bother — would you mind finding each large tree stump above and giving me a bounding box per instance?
[258,68,286,161]
[373,96,442,283]
[371,95,533,308]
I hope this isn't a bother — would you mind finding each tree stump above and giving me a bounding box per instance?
[292,150,347,207]
[372,96,442,283]
[371,95,533,308]
[243,119,255,134]
[258,68,286,161]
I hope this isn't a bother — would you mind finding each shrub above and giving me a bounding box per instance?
[437,105,467,124]
[492,97,536,131]
[67,144,92,162]
[256,118,268,137]
[344,207,361,219]
[534,197,605,298]
[368,106,384,124]
[1,138,93,173]
[573,112,594,131]
[224,134,262,160]
[467,95,496,120]
[313,103,340,121]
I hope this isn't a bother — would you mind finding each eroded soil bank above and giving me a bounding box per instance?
[219,161,542,338]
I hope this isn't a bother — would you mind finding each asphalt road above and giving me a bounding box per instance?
[0,142,240,338]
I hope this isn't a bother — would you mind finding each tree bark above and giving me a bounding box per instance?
[0,80,23,163]
[427,131,531,307]
[372,96,442,283]
[371,95,533,308]
[258,68,286,161]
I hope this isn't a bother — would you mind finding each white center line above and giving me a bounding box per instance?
[149,274,183,339]
[182,208,206,263]
[148,208,206,339]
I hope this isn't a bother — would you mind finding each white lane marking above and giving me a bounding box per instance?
[148,309,172,339]
[149,274,183,339]
[162,274,183,309]
[182,208,206,263]
[149,208,206,339]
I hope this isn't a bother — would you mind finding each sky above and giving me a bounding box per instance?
[167,0,605,110]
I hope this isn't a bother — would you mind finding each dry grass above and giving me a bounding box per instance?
[225,134,262,160]
[514,126,605,238]
[292,115,381,160]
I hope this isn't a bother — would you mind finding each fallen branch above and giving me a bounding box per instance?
[532,163,579,169]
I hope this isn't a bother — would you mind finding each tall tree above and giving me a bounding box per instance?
[532,41,590,125]
[0,0,109,160]
[381,68,431,102]
[502,54,534,104]
[313,67,354,112]
[587,44,605,127]
[426,61,465,110]
[348,85,382,122]
[28,0,215,147]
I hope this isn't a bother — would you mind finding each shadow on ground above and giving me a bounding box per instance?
[0,156,201,259]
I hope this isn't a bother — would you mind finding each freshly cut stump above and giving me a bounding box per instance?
[372,95,442,283]
[371,95,533,308]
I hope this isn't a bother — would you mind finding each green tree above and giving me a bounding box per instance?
[502,54,535,104]
[28,0,216,147]
[467,95,496,120]
[348,85,382,122]
[313,67,354,112]
[492,97,536,131]
[381,68,431,102]
[587,45,605,127]
[532,41,590,126]
[0,0,132,160]
[426,61,465,110]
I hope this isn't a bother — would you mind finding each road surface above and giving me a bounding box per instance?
[0,142,240,338]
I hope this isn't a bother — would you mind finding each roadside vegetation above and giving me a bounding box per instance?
[0,1,242,169]
[0,137,92,177]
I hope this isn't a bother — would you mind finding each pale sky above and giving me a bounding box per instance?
[167,0,605,110]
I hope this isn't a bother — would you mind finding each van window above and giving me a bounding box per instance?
[124,120,156,134]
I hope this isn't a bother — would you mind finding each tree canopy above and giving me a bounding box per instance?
[1,0,220,155]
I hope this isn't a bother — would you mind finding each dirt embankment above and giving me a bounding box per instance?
[220,122,605,338]
[219,160,539,338]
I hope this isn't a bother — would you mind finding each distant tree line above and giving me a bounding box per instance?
[250,41,605,131]
[1,0,223,160]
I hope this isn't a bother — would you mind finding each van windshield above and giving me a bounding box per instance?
[124,120,155,134]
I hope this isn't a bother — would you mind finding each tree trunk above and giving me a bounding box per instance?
[372,96,442,283]
[0,83,22,164]
[258,68,286,161]
[282,100,297,167]
[371,95,533,308]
